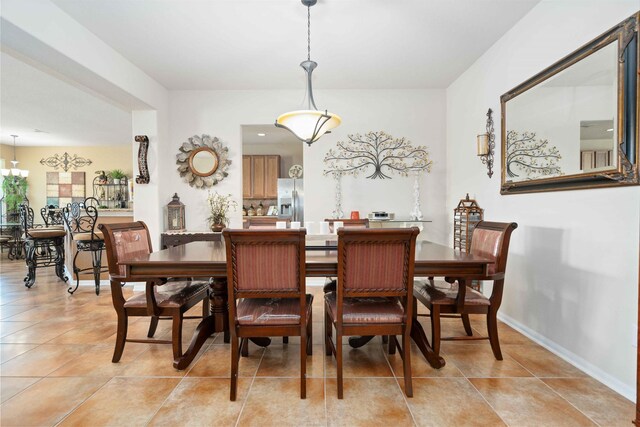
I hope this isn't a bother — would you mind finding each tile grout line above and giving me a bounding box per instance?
[465,377,511,426]
[52,374,114,426]
[382,338,418,427]
[234,344,266,427]
[538,378,601,426]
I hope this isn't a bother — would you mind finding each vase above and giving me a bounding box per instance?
[113,178,121,185]
[211,223,224,232]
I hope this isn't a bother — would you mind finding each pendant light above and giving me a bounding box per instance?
[275,0,341,146]
[1,135,28,178]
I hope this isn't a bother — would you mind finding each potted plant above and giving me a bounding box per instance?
[1,176,28,222]
[95,170,108,185]
[206,191,237,232]
[109,169,126,185]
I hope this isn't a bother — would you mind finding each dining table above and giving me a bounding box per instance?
[120,238,492,370]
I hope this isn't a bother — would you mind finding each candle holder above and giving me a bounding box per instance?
[477,108,495,178]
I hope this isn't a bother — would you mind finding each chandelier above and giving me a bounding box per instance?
[275,0,341,146]
[1,135,29,178]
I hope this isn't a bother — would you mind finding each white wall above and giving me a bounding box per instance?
[446,0,639,400]
[166,89,448,243]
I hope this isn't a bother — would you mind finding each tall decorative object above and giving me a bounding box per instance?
[274,0,341,145]
[476,109,495,178]
[331,173,344,219]
[323,131,432,179]
[454,194,484,291]
[410,172,423,220]
[134,135,150,184]
[166,193,186,232]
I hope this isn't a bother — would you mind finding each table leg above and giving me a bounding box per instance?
[348,336,375,348]
[410,296,445,368]
[173,315,216,370]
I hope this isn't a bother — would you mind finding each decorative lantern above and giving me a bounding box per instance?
[167,193,186,231]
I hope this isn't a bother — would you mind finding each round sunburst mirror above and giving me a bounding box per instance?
[176,134,231,188]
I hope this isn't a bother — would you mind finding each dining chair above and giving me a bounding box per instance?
[322,218,369,293]
[413,221,518,360]
[40,205,65,227]
[222,228,312,400]
[325,227,419,399]
[62,197,108,295]
[99,221,210,364]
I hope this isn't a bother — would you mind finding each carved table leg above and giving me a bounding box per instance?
[210,278,229,338]
[410,296,445,368]
[348,336,375,348]
[173,315,216,370]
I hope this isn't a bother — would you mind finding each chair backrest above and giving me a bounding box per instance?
[62,198,100,239]
[40,205,64,227]
[324,218,369,233]
[19,203,34,235]
[222,229,306,299]
[470,221,518,279]
[337,227,419,297]
[99,221,153,279]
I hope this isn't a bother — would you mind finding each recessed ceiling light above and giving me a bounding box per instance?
[257,133,266,137]
[606,128,614,132]
[33,129,48,133]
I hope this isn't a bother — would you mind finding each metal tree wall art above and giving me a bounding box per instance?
[323,131,433,179]
[40,152,92,172]
[506,130,562,179]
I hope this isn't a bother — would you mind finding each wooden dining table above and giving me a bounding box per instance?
[120,239,492,370]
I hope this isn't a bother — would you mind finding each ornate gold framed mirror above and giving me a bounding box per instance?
[501,13,639,194]
[176,134,231,188]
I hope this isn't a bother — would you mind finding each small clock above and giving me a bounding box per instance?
[289,164,303,178]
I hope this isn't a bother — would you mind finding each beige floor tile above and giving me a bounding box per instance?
[49,343,148,377]
[471,377,596,426]
[0,305,34,320]
[0,376,40,403]
[326,377,414,426]
[119,344,192,377]
[0,376,108,426]
[473,321,534,346]
[0,321,38,337]
[238,378,326,427]
[405,378,505,426]
[543,377,635,426]
[503,344,587,378]
[0,343,38,363]
[148,377,250,426]
[386,342,464,378]
[325,344,394,378]
[59,377,180,426]
[46,321,118,344]
[0,319,78,343]
[440,343,532,378]
[187,344,263,378]
[256,344,324,378]
[0,344,91,376]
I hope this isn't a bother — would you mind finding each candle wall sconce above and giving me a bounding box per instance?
[476,108,495,178]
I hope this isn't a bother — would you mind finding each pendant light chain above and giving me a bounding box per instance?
[307,5,311,61]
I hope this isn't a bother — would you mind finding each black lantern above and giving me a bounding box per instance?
[167,193,185,231]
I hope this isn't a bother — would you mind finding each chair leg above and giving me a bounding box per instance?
[382,335,389,344]
[300,328,307,399]
[202,296,210,318]
[230,335,239,401]
[324,307,332,356]
[283,336,289,344]
[92,249,102,296]
[336,333,343,399]
[306,320,313,356]
[147,316,159,338]
[172,314,183,360]
[461,313,473,336]
[388,335,396,355]
[487,309,503,360]
[112,312,128,363]
[430,305,441,356]
[241,338,249,357]
[68,249,81,294]
[402,332,413,397]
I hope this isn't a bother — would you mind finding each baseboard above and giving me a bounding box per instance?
[498,312,636,402]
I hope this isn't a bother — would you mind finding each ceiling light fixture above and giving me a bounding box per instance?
[1,135,29,178]
[607,128,614,132]
[275,0,341,146]
[257,133,266,137]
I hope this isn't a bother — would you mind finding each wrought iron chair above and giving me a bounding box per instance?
[62,197,107,295]
[325,227,419,399]
[223,229,313,400]
[40,204,65,227]
[99,221,210,365]
[413,221,518,360]
[20,203,68,288]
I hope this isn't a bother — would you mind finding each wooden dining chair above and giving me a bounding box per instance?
[99,221,210,364]
[322,218,369,293]
[223,229,312,400]
[325,227,419,399]
[413,221,517,360]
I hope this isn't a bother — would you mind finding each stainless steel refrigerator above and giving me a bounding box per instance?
[277,178,304,222]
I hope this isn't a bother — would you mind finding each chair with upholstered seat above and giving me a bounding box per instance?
[413,221,517,360]
[325,227,419,399]
[20,204,68,288]
[99,221,210,365]
[223,228,313,400]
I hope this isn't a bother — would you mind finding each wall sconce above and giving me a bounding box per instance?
[476,108,495,178]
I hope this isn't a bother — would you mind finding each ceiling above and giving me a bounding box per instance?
[52,0,540,90]
[0,52,132,147]
[242,124,300,145]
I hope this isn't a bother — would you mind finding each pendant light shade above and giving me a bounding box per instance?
[4,135,28,178]
[275,0,341,146]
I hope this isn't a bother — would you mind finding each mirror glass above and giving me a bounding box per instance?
[190,149,218,176]
[504,41,617,183]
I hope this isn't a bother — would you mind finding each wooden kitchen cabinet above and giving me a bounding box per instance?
[243,155,280,199]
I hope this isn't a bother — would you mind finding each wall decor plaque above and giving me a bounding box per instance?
[40,153,92,172]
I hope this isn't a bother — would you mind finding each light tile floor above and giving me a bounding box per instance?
[0,258,634,426]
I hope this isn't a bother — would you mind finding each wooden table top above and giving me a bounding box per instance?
[122,240,492,279]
